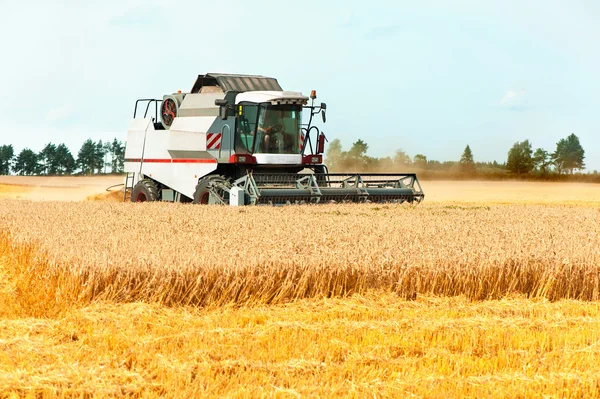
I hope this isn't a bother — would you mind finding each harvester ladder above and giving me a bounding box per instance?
[123,172,135,202]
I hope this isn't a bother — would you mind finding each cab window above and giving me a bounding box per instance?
[235,104,258,152]
[255,104,302,154]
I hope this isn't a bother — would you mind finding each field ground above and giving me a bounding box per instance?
[2,294,600,398]
[1,177,600,397]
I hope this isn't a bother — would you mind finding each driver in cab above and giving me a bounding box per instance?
[257,108,283,153]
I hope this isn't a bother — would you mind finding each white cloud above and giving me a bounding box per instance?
[500,89,527,110]
[46,104,75,122]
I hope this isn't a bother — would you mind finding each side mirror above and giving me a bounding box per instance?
[321,110,326,123]
[219,106,228,120]
[215,99,228,120]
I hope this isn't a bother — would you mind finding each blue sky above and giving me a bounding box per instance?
[1,0,598,170]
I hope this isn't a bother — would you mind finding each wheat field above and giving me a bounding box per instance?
[1,181,600,397]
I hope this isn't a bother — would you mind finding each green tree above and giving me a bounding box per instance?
[378,156,394,171]
[532,148,551,174]
[506,140,533,174]
[0,145,14,175]
[459,145,476,174]
[111,138,125,173]
[325,138,344,170]
[553,133,585,174]
[102,140,112,173]
[393,149,411,166]
[39,143,58,175]
[343,139,369,170]
[363,156,379,171]
[54,144,76,175]
[347,139,368,161]
[78,139,97,175]
[13,148,38,176]
[413,154,427,168]
[95,140,107,174]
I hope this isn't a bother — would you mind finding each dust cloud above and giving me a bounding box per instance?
[0,176,124,202]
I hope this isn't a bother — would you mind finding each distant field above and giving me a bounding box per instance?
[1,178,600,397]
[0,175,123,201]
[1,175,600,205]
[425,180,600,205]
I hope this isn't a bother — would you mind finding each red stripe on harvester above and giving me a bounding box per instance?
[140,158,171,163]
[171,159,217,163]
[124,158,217,164]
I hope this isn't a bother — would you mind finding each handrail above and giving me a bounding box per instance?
[301,125,320,155]
[220,124,231,159]
[133,99,162,120]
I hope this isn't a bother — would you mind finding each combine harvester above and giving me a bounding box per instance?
[124,73,424,205]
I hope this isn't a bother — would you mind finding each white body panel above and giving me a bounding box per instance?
[168,117,217,151]
[124,117,219,199]
[254,154,302,165]
[124,118,152,161]
[169,130,206,151]
[178,93,222,117]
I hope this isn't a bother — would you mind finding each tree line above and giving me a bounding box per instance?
[506,134,585,175]
[0,133,591,179]
[325,133,593,179]
[0,139,125,176]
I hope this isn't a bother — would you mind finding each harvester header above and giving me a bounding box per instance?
[124,72,424,205]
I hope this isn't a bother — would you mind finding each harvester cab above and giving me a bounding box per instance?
[124,73,424,205]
